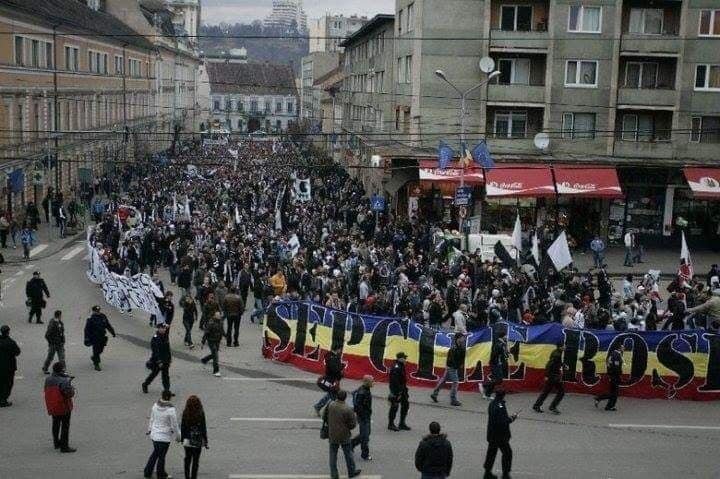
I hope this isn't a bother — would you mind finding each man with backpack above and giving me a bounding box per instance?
[350,375,374,461]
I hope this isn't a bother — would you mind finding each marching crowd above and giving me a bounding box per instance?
[1,137,718,479]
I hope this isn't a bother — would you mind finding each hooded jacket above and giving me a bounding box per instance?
[147,400,180,442]
[414,433,453,475]
[44,372,74,416]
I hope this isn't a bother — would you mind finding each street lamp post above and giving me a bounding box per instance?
[434,69,500,233]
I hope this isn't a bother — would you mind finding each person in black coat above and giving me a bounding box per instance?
[431,333,465,406]
[482,330,509,399]
[350,375,374,461]
[142,324,173,395]
[415,421,453,479]
[26,271,50,324]
[533,342,567,414]
[83,306,116,371]
[388,352,411,431]
[595,343,624,411]
[484,390,517,479]
[0,325,21,407]
[313,346,345,415]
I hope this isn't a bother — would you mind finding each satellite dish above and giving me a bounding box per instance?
[534,132,550,151]
[479,56,495,74]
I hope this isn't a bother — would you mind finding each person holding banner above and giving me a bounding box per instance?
[388,352,411,432]
[482,330,509,399]
[532,342,566,414]
[595,343,625,411]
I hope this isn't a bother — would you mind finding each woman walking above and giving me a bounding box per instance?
[181,395,208,479]
[144,390,179,479]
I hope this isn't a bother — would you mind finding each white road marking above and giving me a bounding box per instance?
[29,245,48,257]
[229,475,382,479]
[14,375,23,380]
[82,255,89,260]
[230,418,322,423]
[223,377,316,382]
[13,271,23,277]
[61,246,84,261]
[609,424,720,431]
[24,263,35,269]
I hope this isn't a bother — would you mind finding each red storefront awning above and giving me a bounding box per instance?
[684,168,720,199]
[554,166,623,198]
[485,165,555,197]
[418,160,484,184]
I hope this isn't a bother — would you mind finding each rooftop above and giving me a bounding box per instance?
[206,61,298,96]
[339,14,394,48]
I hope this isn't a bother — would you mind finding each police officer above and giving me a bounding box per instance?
[142,323,173,395]
[482,330,509,399]
[533,342,566,414]
[83,305,116,371]
[388,352,411,431]
[595,343,624,411]
[483,390,517,479]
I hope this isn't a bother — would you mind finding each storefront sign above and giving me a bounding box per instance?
[485,166,555,197]
[370,195,385,212]
[454,186,472,206]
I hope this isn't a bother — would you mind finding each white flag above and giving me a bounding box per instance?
[531,232,540,266]
[289,233,300,258]
[547,231,573,272]
[172,194,177,221]
[511,213,522,264]
[184,197,191,217]
[680,230,693,279]
[234,206,241,225]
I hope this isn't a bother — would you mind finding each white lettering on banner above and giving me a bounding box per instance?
[558,181,596,190]
[489,181,523,189]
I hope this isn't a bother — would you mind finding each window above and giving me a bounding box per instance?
[276,120,282,131]
[31,39,40,67]
[407,3,415,31]
[398,9,403,35]
[238,119,243,130]
[88,51,106,73]
[565,60,598,87]
[264,101,271,114]
[568,5,601,33]
[699,9,720,36]
[213,99,220,111]
[398,57,405,83]
[497,58,531,84]
[46,42,53,69]
[695,64,720,90]
[691,116,720,143]
[624,62,659,89]
[64,46,79,71]
[14,36,24,65]
[494,111,527,138]
[628,9,663,35]
[562,112,596,139]
[128,59,141,77]
[238,101,244,112]
[287,101,294,114]
[620,113,670,141]
[250,100,258,113]
[500,5,532,32]
[114,55,123,75]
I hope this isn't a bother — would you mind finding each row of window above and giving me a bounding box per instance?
[497,5,720,36]
[14,35,146,77]
[397,3,415,35]
[222,118,285,132]
[212,97,295,114]
[346,71,386,93]
[345,30,387,64]
[397,56,412,84]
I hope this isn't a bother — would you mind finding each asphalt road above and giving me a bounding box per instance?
[0,242,719,479]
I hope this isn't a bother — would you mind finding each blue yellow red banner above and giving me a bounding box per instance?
[261,301,720,401]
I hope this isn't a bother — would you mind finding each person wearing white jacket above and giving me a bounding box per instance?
[144,390,179,479]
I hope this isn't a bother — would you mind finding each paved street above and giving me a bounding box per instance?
[0,242,717,479]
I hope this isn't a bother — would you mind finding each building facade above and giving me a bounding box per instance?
[207,60,298,134]
[300,51,340,124]
[309,14,368,53]
[340,1,720,246]
[264,0,307,33]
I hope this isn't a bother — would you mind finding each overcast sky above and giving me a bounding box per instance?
[202,0,394,25]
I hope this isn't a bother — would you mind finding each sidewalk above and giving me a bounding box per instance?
[571,245,718,278]
[1,216,85,265]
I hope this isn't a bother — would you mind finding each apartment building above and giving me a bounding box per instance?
[309,14,368,53]
[341,1,720,246]
[0,0,158,211]
[300,51,340,124]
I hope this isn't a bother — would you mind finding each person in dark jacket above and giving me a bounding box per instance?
[415,421,453,479]
[388,352,411,431]
[181,395,208,479]
[325,389,361,479]
[177,264,193,296]
[533,342,566,414]
[26,271,51,324]
[181,292,198,348]
[44,361,76,452]
[224,287,244,347]
[0,325,21,407]
[350,375,374,461]
[42,310,66,374]
[142,324,173,395]
[482,330,509,399]
[431,333,465,406]
[314,346,345,415]
[595,343,625,411]
[484,390,517,479]
[83,305,116,371]
[201,312,224,377]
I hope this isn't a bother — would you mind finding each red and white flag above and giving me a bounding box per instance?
[679,231,693,282]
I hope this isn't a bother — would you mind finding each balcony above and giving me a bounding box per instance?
[489,30,549,52]
[620,34,682,56]
[614,109,674,159]
[620,2,682,55]
[617,88,675,108]
[614,139,674,159]
[489,1,549,51]
[617,57,677,107]
[487,84,545,104]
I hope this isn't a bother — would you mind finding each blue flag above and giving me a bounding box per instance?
[9,169,24,193]
[438,141,455,170]
[471,141,495,169]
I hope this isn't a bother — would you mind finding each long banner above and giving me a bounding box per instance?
[262,301,720,401]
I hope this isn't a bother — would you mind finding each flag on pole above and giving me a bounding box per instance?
[438,141,455,170]
[234,206,241,225]
[471,140,495,169]
[679,231,693,282]
[172,194,177,221]
[547,231,573,272]
[511,213,522,265]
[493,241,516,269]
[531,232,541,266]
[288,233,301,258]
[184,197,191,218]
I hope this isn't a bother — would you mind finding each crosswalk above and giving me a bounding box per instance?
[60,246,84,261]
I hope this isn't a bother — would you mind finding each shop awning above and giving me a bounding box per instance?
[554,166,623,198]
[684,168,720,199]
[485,165,555,197]
[418,161,484,184]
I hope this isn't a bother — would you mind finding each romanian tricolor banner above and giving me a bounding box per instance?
[262,301,720,401]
